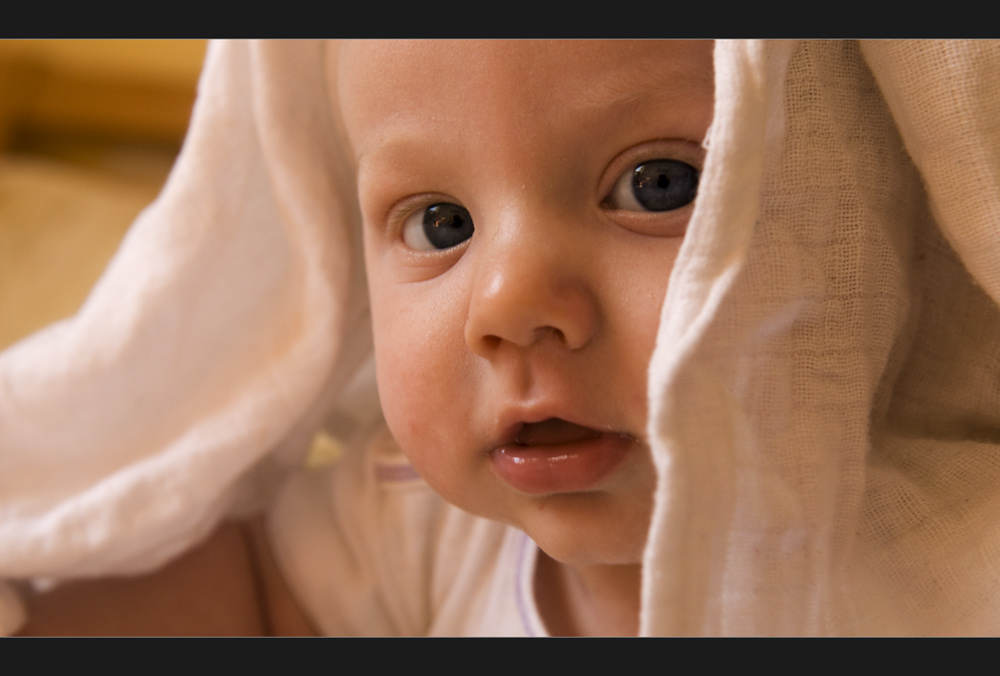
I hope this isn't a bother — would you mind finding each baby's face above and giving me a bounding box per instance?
[339,40,713,566]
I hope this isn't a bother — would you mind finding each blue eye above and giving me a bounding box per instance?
[402,202,475,251]
[607,159,699,212]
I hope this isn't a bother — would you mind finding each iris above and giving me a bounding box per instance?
[423,203,474,249]
[630,160,698,212]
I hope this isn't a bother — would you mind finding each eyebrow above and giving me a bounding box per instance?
[358,86,708,165]
[354,128,449,187]
[571,62,714,118]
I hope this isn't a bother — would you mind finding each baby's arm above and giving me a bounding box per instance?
[16,519,315,636]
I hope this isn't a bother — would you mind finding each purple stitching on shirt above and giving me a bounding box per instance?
[374,463,422,483]
[516,532,537,637]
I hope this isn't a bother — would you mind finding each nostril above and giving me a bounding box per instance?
[472,327,566,357]
[532,326,566,345]
[480,335,502,352]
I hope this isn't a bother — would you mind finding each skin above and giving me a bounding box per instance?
[340,40,714,635]
[19,519,315,636]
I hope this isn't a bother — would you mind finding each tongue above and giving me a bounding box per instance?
[514,418,601,446]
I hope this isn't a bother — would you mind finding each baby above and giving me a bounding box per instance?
[18,39,714,636]
[336,39,709,635]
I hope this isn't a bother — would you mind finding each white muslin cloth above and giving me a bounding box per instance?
[2,40,999,636]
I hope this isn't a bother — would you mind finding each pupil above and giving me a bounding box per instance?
[631,160,698,211]
[423,203,474,249]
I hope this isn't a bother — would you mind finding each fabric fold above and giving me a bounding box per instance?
[645,39,1000,635]
[0,40,369,582]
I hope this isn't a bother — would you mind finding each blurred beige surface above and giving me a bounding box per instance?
[0,40,206,349]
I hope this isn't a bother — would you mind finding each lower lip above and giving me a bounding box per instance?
[489,434,633,495]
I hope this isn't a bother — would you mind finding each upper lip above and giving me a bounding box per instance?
[489,403,634,452]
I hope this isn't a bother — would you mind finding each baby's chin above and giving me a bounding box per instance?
[535,532,648,570]
[428,483,650,568]
[513,493,652,569]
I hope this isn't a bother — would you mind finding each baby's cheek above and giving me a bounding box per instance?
[375,350,476,506]
[374,330,453,455]
[620,276,670,431]
[374,345,420,437]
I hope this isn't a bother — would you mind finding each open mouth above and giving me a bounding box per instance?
[513,418,602,446]
[491,418,633,495]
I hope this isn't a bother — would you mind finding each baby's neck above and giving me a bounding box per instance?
[533,550,642,637]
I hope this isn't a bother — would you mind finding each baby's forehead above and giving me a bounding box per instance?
[335,40,714,162]
[337,40,713,96]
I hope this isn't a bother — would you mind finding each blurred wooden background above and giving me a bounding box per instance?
[0,40,207,349]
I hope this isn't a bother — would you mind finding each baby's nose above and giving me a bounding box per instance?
[463,229,599,358]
